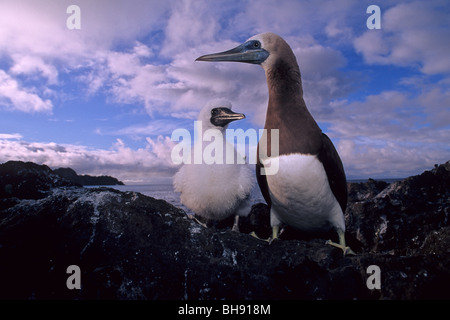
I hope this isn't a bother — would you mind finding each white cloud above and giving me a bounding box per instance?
[324,85,450,178]
[0,135,178,183]
[10,55,59,85]
[107,42,153,77]
[160,0,219,57]
[417,86,450,129]
[325,19,353,40]
[110,119,192,139]
[0,70,53,113]
[0,0,168,58]
[0,0,355,120]
[354,1,450,74]
[146,136,178,166]
[325,87,450,145]
[337,138,449,179]
[290,39,354,112]
[0,0,169,113]
[0,133,23,140]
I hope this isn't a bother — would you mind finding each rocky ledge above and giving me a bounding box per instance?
[0,160,449,299]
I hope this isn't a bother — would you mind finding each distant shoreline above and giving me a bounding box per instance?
[347,178,403,184]
[53,167,124,186]
[86,177,404,187]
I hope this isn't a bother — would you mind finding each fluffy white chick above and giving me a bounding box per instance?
[173,99,255,231]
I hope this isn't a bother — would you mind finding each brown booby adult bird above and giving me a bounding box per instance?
[196,32,355,255]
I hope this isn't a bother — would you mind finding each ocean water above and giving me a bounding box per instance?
[86,183,266,215]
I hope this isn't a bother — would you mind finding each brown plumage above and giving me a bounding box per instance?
[197,32,354,254]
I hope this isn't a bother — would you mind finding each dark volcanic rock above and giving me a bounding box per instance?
[0,161,79,203]
[345,161,450,255]
[54,167,124,186]
[347,178,389,202]
[0,160,449,299]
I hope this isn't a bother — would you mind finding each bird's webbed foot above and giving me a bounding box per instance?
[250,225,280,244]
[326,229,356,256]
[187,214,208,228]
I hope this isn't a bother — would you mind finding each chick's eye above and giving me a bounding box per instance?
[254,41,260,48]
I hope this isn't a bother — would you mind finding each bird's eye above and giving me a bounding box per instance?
[253,41,260,48]
[211,109,218,115]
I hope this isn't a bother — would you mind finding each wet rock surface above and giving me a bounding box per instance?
[0,160,449,299]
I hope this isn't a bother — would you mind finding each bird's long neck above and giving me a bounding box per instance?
[263,58,322,156]
[267,58,303,99]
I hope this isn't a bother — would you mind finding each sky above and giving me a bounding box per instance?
[0,0,449,183]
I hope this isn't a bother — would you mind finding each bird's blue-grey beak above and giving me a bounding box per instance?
[196,42,269,65]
